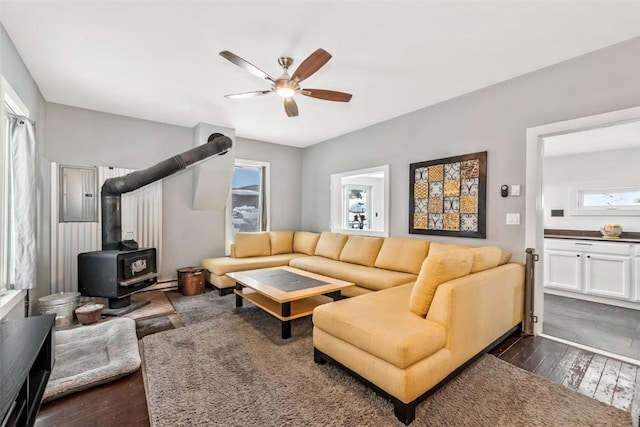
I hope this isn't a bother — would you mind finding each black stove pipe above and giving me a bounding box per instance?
[101,133,233,250]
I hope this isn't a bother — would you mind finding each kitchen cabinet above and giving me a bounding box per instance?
[544,238,633,306]
[545,248,582,292]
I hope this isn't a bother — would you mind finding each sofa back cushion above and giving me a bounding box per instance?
[374,237,430,274]
[469,246,502,273]
[233,232,271,258]
[270,231,294,255]
[499,249,513,265]
[339,236,384,267]
[314,232,349,260]
[293,231,320,255]
[409,249,473,317]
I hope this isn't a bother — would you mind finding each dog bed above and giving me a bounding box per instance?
[43,317,140,402]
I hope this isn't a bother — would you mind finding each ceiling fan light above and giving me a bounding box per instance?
[276,86,296,98]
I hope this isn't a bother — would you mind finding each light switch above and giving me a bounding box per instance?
[510,185,521,196]
[506,213,520,225]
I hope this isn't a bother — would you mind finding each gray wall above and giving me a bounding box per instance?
[45,104,302,279]
[1,23,49,302]
[301,37,640,262]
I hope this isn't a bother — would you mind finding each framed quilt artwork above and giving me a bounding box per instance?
[409,151,487,238]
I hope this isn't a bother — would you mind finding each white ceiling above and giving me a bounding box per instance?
[1,1,640,148]
[544,120,640,157]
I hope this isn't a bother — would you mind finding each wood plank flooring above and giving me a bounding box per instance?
[35,370,149,427]
[35,316,639,426]
[490,334,640,424]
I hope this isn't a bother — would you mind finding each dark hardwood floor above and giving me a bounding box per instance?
[35,321,639,426]
[35,369,149,427]
[490,333,640,424]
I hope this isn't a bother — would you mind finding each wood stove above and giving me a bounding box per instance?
[77,133,232,315]
[78,248,157,312]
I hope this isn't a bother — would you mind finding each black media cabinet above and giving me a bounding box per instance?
[1,314,55,427]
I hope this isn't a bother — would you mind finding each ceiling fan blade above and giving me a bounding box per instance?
[300,89,352,102]
[284,97,298,117]
[224,90,272,99]
[291,48,332,83]
[219,51,275,82]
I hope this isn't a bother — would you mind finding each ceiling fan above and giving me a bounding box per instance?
[219,48,352,117]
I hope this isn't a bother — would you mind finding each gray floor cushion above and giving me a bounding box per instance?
[43,317,141,402]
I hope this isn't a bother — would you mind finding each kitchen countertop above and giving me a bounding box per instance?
[544,229,640,244]
[544,234,640,244]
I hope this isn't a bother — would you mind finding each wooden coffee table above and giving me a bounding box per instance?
[228,266,354,339]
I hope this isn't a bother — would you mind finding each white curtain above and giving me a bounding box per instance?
[9,116,36,290]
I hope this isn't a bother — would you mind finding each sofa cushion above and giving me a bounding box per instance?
[469,246,502,273]
[313,283,447,369]
[201,253,306,277]
[409,249,473,317]
[314,232,349,260]
[339,236,384,267]
[374,237,430,274]
[499,249,513,265]
[270,231,294,255]
[233,232,271,258]
[289,256,416,291]
[293,231,320,255]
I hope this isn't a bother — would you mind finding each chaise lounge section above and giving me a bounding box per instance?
[312,247,525,424]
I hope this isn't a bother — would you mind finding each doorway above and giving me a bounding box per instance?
[525,106,640,363]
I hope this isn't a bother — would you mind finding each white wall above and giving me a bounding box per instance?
[301,37,640,262]
[0,23,49,303]
[45,104,302,280]
[544,146,640,232]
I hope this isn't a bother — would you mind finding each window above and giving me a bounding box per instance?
[0,77,30,296]
[226,159,270,250]
[571,186,640,216]
[330,165,389,237]
[344,185,371,230]
[579,188,640,209]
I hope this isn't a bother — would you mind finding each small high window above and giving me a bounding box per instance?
[571,186,640,216]
[579,188,640,209]
[570,187,640,216]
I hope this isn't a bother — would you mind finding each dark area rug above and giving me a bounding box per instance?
[141,311,631,427]
[166,289,237,325]
[166,288,312,345]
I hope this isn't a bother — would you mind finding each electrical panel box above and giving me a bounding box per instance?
[59,165,98,222]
